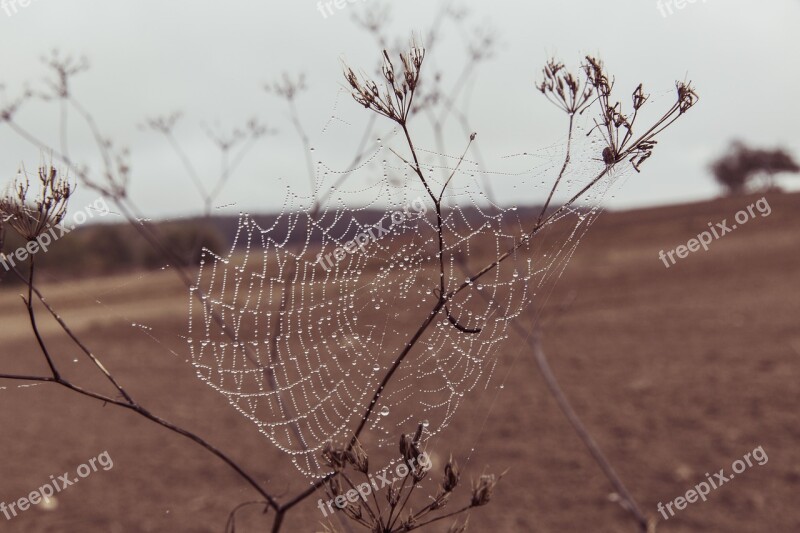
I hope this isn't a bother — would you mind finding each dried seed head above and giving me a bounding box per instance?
[0,162,73,241]
[537,58,593,115]
[470,472,504,507]
[399,433,422,466]
[342,37,425,124]
[581,54,697,174]
[264,72,307,101]
[583,56,612,97]
[676,81,699,113]
[632,84,648,111]
[142,112,182,135]
[442,454,460,493]
[346,438,369,474]
[382,50,396,84]
[41,50,89,99]
[411,460,428,483]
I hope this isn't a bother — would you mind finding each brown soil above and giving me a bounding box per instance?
[1,191,797,532]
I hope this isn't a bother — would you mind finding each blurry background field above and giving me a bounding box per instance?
[1,191,797,532]
[1,1,799,531]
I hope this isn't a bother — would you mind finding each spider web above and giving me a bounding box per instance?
[187,116,631,477]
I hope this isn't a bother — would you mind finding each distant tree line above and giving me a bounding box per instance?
[0,221,225,284]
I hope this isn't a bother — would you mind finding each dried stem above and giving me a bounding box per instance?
[6,262,281,510]
[350,298,445,445]
[529,328,650,530]
[24,259,60,380]
[537,112,575,226]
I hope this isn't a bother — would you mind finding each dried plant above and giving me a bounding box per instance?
[320,425,502,532]
[336,41,696,533]
[534,58,594,226]
[583,56,697,171]
[0,162,73,241]
[344,40,425,126]
[142,112,272,215]
[536,59,594,116]
[265,72,307,101]
[0,18,697,533]
[0,84,33,123]
[40,49,89,99]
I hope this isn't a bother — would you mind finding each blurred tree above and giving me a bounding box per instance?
[711,141,799,194]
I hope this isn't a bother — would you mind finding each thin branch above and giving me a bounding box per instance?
[406,505,471,530]
[437,133,475,204]
[226,501,269,533]
[451,249,650,531]
[288,98,317,196]
[12,264,134,403]
[350,299,445,446]
[537,113,575,226]
[5,262,281,510]
[0,373,55,382]
[529,330,649,531]
[341,472,380,526]
[450,165,611,299]
[162,130,209,202]
[400,123,437,205]
[24,258,60,380]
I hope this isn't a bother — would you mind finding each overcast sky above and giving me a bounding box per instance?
[1,0,798,220]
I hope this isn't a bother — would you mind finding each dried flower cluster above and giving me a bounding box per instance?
[470,472,504,507]
[344,39,425,125]
[0,163,73,241]
[537,55,698,172]
[40,49,89,100]
[582,55,698,171]
[537,59,594,115]
[322,438,370,474]
[320,424,502,532]
[264,72,307,102]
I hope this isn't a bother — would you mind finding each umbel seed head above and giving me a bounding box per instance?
[0,162,73,241]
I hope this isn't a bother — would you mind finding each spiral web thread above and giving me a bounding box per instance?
[187,118,631,477]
